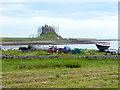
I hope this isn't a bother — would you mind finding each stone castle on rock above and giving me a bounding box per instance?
[38,24,59,36]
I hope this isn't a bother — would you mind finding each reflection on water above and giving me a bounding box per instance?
[1,45,28,50]
[1,41,118,50]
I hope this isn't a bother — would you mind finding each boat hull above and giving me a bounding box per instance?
[96,44,110,50]
[95,43,110,52]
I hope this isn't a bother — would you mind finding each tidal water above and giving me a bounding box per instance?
[1,41,118,50]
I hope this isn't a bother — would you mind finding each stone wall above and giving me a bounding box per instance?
[2,55,120,59]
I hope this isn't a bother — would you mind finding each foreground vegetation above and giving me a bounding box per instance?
[2,58,118,88]
[1,49,119,88]
[2,57,118,71]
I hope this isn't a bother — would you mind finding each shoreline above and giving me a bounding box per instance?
[1,40,95,46]
[1,39,118,46]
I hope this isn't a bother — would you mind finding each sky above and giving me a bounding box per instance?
[0,0,119,39]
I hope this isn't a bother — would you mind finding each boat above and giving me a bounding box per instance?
[95,42,110,52]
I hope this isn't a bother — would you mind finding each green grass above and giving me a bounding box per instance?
[1,32,63,42]
[2,49,107,57]
[36,32,62,39]
[2,58,118,71]
[2,50,51,57]
[2,58,118,88]
[2,68,118,88]
[1,38,30,42]
[1,38,59,42]
[1,50,119,88]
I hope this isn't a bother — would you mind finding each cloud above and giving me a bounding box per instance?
[1,1,117,38]
[1,15,117,39]
[1,3,28,10]
[1,0,117,20]
[1,2,64,19]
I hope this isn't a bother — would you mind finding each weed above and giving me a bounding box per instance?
[56,74,60,78]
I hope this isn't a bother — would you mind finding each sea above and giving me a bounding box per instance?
[1,41,118,50]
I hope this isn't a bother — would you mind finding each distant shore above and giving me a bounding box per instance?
[1,38,118,46]
[1,40,96,46]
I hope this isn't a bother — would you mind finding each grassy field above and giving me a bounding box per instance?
[2,49,106,57]
[2,58,118,88]
[1,50,119,88]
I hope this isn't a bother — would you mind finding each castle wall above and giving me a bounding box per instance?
[40,24,57,35]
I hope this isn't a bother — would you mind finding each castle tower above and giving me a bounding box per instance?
[40,24,58,36]
[37,24,62,39]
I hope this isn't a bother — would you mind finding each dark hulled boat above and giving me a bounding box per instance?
[95,42,110,52]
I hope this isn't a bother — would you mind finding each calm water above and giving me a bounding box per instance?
[1,41,118,50]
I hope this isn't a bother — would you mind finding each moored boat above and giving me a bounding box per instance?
[95,42,110,52]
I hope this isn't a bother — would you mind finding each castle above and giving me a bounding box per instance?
[38,24,58,36]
